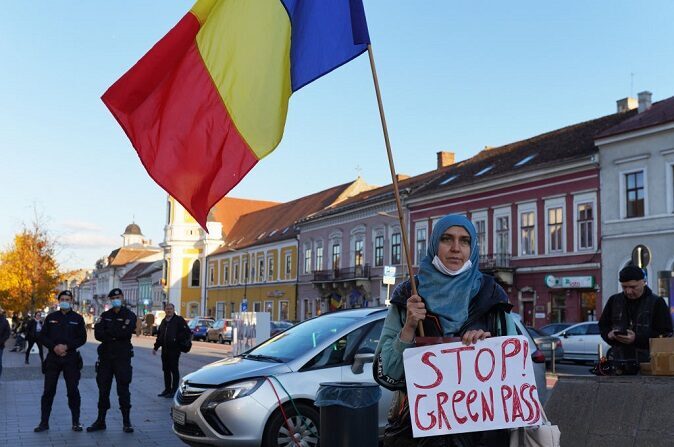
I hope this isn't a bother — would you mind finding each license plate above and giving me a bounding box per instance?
[540,343,551,349]
[172,409,186,425]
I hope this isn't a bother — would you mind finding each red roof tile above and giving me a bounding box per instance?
[596,96,674,139]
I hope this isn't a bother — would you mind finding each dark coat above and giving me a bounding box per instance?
[154,315,190,352]
[95,306,137,359]
[0,315,10,348]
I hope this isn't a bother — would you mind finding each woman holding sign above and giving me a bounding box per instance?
[374,214,515,446]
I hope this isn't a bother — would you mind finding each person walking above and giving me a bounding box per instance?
[153,303,190,397]
[87,288,137,433]
[25,311,45,366]
[34,290,87,432]
[0,307,11,382]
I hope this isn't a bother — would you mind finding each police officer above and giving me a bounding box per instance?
[34,290,86,432]
[87,288,137,433]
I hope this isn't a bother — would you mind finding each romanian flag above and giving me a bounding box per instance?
[103,0,370,228]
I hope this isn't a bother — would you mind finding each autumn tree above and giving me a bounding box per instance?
[0,216,60,313]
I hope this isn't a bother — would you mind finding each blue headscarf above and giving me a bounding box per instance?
[417,214,483,335]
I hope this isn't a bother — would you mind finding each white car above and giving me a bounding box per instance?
[171,308,548,446]
[552,321,610,362]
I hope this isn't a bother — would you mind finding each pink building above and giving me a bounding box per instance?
[407,111,634,327]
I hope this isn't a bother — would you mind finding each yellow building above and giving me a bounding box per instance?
[161,196,278,317]
[206,179,372,320]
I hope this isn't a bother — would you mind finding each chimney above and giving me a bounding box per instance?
[437,151,455,169]
[616,97,638,113]
[638,91,652,113]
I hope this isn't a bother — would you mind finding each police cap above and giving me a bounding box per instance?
[58,290,73,299]
[108,288,124,298]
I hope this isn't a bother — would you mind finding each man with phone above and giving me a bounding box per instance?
[599,265,672,364]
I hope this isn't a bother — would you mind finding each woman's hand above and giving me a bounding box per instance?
[400,295,426,343]
[461,329,491,346]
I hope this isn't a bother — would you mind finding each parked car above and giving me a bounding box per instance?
[539,322,573,336]
[189,317,214,341]
[171,308,549,446]
[206,319,233,344]
[527,326,564,366]
[269,320,294,337]
[552,321,610,363]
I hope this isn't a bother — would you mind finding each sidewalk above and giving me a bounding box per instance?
[0,338,186,447]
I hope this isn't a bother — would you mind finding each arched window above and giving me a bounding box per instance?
[191,259,201,287]
[167,199,172,224]
[162,260,169,285]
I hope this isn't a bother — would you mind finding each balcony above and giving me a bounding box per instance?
[479,254,511,269]
[313,265,371,282]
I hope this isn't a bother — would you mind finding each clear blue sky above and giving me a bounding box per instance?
[2,0,673,271]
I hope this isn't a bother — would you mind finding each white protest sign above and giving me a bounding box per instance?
[402,335,542,437]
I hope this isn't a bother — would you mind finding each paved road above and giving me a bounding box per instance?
[0,333,231,447]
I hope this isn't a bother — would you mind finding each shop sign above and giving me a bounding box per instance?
[545,275,594,289]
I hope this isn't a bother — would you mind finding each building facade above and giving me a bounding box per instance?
[407,110,634,327]
[596,92,674,306]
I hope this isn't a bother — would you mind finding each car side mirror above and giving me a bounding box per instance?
[562,332,569,338]
[351,352,375,374]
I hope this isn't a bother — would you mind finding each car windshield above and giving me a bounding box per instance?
[527,327,544,337]
[245,315,359,362]
[212,320,224,329]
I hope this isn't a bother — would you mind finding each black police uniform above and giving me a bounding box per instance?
[37,307,86,430]
[90,297,137,432]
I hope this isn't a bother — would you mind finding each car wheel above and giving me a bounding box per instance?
[262,403,319,447]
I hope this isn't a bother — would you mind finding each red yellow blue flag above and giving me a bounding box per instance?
[103,0,370,228]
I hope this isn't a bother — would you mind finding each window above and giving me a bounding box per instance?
[625,171,645,218]
[305,325,367,370]
[354,240,364,267]
[374,236,384,267]
[547,207,563,252]
[242,260,249,283]
[304,248,312,274]
[495,216,509,256]
[332,244,341,269]
[474,220,487,256]
[475,165,494,177]
[520,212,535,255]
[216,302,225,319]
[279,301,289,321]
[250,264,256,284]
[233,263,239,283]
[391,232,401,265]
[577,202,594,249]
[166,200,172,224]
[440,174,458,185]
[416,228,427,264]
[209,265,215,285]
[285,253,292,276]
[315,246,323,271]
[253,301,261,312]
[551,293,566,323]
[258,258,265,282]
[223,265,229,285]
[267,257,274,280]
[190,259,200,287]
[514,154,537,167]
[265,301,273,314]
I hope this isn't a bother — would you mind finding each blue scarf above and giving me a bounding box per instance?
[417,214,483,335]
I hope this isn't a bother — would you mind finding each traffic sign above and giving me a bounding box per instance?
[631,244,651,268]
[383,266,397,285]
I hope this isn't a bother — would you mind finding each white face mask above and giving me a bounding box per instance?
[432,256,472,276]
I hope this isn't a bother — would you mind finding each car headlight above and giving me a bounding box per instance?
[202,379,264,410]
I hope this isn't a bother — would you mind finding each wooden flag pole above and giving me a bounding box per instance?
[366,44,424,336]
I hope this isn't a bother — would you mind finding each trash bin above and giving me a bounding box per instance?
[315,382,382,447]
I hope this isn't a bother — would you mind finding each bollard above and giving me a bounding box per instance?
[315,382,381,447]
